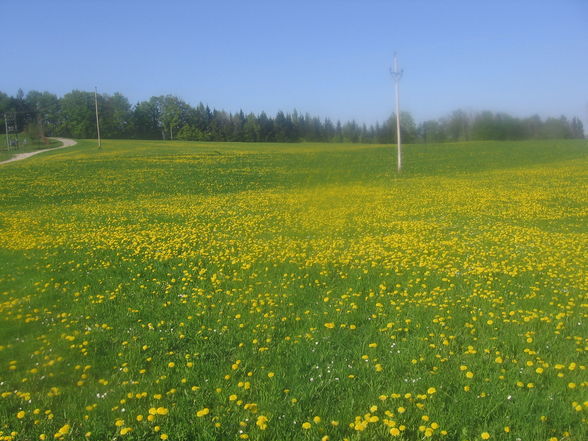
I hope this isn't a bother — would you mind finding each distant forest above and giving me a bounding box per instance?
[1,89,585,143]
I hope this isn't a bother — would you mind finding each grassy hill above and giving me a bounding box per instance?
[0,139,586,440]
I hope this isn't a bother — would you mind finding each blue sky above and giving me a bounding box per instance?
[3,0,588,126]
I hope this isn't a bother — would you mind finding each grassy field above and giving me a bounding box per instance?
[0,139,586,441]
[0,137,62,162]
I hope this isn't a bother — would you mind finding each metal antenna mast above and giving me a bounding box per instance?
[390,53,403,172]
[94,87,102,149]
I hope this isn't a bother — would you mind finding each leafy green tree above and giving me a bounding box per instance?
[0,91,12,134]
[445,109,472,141]
[133,99,161,139]
[522,115,543,139]
[5,87,587,144]
[100,93,132,138]
[59,90,96,138]
[541,116,572,139]
[25,91,60,136]
[380,112,417,144]
[399,111,417,143]
[160,95,188,140]
[418,120,445,143]
[176,124,205,141]
[570,117,584,139]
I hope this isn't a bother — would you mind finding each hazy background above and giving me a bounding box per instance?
[3,0,588,126]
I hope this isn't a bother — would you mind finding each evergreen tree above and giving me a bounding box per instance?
[1,88,584,144]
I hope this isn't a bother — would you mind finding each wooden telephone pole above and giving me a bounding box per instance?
[94,87,102,149]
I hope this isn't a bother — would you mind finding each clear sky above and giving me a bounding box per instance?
[3,0,588,126]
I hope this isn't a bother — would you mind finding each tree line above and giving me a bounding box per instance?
[1,88,584,143]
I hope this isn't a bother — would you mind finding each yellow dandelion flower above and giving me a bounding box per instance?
[256,415,268,430]
[196,408,210,417]
[57,425,70,435]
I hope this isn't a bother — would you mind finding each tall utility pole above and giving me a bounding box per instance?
[391,53,403,172]
[94,87,102,149]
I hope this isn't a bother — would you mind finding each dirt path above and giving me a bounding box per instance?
[0,138,77,165]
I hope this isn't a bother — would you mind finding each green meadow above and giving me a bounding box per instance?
[0,139,586,441]
[0,138,62,163]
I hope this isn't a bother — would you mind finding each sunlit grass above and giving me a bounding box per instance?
[0,139,586,441]
[0,138,62,162]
